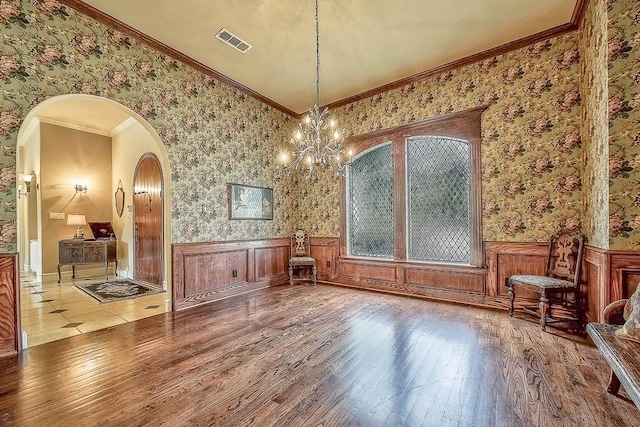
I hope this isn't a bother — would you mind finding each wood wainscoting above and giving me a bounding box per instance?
[172,239,290,310]
[314,239,640,323]
[171,237,640,322]
[584,246,640,322]
[0,253,20,356]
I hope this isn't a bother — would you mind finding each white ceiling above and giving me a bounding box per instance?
[79,0,577,115]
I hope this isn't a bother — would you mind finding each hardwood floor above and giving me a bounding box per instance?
[0,284,638,426]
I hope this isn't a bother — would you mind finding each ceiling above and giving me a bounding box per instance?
[76,0,578,116]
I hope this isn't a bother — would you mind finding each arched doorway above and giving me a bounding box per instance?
[16,94,172,347]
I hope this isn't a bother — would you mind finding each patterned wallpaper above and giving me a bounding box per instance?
[579,0,609,249]
[2,1,639,252]
[300,33,584,242]
[0,0,297,252]
[607,0,640,250]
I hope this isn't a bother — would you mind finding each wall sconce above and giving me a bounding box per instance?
[74,182,88,194]
[66,214,87,239]
[23,174,34,191]
[18,174,34,198]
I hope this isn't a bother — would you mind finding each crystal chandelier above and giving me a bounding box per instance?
[281,0,351,180]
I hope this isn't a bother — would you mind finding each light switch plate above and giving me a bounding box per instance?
[49,212,65,220]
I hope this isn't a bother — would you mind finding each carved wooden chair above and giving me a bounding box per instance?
[507,229,585,331]
[289,230,316,286]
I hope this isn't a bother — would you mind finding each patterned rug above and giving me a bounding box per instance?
[76,279,162,303]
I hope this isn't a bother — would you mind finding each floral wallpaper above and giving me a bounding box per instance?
[607,0,640,250]
[300,33,584,242]
[579,0,609,250]
[0,0,297,252]
[2,0,640,253]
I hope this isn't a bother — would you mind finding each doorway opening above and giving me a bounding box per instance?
[16,94,172,348]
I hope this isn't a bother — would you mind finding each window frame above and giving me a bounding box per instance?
[341,106,485,267]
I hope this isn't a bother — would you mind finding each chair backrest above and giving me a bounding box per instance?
[546,229,584,284]
[291,229,310,257]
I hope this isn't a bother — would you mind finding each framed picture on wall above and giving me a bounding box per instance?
[227,183,273,220]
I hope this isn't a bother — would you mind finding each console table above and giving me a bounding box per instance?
[58,239,117,283]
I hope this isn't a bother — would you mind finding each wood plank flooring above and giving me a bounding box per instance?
[0,284,638,426]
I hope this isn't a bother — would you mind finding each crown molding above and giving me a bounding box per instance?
[59,1,587,120]
[325,0,588,111]
[58,0,298,118]
[110,117,138,137]
[38,117,112,136]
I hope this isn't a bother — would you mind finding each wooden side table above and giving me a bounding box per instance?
[58,239,117,283]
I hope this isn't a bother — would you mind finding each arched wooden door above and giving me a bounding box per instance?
[133,153,163,287]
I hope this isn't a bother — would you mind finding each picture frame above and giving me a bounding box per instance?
[227,183,273,220]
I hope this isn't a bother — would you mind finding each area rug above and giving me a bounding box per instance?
[76,279,162,303]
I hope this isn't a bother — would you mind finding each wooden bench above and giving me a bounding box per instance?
[586,299,640,410]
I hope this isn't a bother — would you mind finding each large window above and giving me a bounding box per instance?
[347,143,393,258]
[407,136,470,263]
[343,108,483,266]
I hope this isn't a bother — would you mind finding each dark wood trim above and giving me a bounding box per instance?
[325,1,587,111]
[572,0,589,28]
[328,256,493,309]
[172,238,290,310]
[169,236,640,328]
[343,108,485,268]
[584,246,609,323]
[58,0,297,118]
[0,253,20,357]
[469,134,483,266]
[309,237,340,280]
[392,141,407,261]
[484,241,548,297]
[346,106,488,149]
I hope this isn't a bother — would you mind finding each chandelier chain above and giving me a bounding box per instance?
[280,0,352,179]
[315,0,320,108]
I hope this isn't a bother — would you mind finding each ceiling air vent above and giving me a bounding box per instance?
[215,28,252,53]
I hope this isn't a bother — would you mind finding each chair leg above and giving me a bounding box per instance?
[539,294,549,331]
[288,265,293,286]
[607,370,621,395]
[312,266,317,286]
[507,281,515,316]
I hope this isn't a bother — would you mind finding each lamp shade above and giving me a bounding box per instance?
[66,214,87,226]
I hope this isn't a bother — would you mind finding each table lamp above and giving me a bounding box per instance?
[67,214,87,239]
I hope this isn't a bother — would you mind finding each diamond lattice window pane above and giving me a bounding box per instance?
[348,143,393,258]
[407,136,470,263]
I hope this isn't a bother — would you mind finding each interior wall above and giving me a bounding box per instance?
[579,0,609,250]
[19,122,41,273]
[607,0,640,250]
[39,123,112,275]
[299,31,583,243]
[0,1,296,255]
[112,119,163,280]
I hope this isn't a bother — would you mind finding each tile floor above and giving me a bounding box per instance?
[20,274,169,348]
